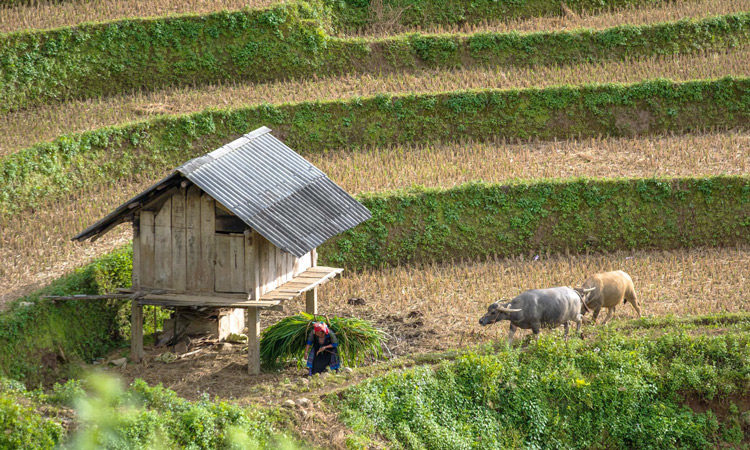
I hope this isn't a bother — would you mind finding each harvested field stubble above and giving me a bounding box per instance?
[357,0,750,36]
[2,0,735,35]
[3,48,747,157]
[311,133,750,193]
[0,0,283,34]
[0,131,747,304]
[3,78,748,217]
[318,246,750,354]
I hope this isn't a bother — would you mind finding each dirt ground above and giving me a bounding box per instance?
[105,246,748,400]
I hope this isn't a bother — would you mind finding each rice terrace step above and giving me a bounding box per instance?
[0,0,748,448]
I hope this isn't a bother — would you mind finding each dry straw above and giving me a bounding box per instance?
[0,0,283,34]
[312,246,750,355]
[354,0,750,36]
[2,48,747,156]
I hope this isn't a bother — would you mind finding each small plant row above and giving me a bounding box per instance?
[340,331,750,447]
[329,0,682,32]
[323,176,750,268]
[1,5,747,111]
[1,77,748,217]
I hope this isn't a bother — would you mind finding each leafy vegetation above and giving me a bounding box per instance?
[1,6,747,111]
[0,379,63,449]
[1,173,746,382]
[260,312,385,368]
[2,77,748,216]
[0,247,133,384]
[339,331,750,448]
[1,374,294,449]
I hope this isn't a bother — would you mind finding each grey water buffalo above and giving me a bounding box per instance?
[578,270,642,325]
[478,287,587,344]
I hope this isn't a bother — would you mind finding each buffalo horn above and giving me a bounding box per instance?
[496,305,522,313]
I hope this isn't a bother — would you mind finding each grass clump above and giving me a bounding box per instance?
[260,312,385,369]
[339,332,750,448]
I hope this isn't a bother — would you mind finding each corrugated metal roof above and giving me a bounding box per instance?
[74,127,371,257]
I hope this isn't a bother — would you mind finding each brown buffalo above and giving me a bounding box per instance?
[577,270,642,324]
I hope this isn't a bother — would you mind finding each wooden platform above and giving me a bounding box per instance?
[131,266,342,308]
[260,266,343,301]
[138,294,281,309]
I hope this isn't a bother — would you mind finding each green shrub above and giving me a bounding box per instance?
[65,374,292,449]
[0,381,64,449]
[330,0,680,31]
[2,77,748,216]
[340,332,749,448]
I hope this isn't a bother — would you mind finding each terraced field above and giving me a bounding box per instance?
[0,0,748,447]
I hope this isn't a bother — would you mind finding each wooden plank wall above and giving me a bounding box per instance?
[134,188,311,296]
[255,234,308,296]
[137,189,218,292]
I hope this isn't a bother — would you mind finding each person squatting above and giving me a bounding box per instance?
[305,322,340,375]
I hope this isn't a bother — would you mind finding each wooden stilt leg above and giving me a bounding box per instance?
[305,287,317,315]
[131,301,144,362]
[247,307,260,375]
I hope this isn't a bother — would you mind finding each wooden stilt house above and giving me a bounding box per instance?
[73,127,371,374]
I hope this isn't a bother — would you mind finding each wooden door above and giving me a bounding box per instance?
[215,233,245,292]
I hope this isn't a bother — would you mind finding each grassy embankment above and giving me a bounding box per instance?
[2,6,747,111]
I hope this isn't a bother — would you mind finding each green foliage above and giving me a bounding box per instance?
[64,374,292,449]
[323,176,750,269]
[2,77,748,216]
[0,380,64,448]
[0,247,133,384]
[0,374,295,449]
[1,6,747,111]
[260,312,385,368]
[340,332,750,448]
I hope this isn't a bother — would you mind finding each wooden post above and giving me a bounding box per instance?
[246,230,260,301]
[305,288,318,315]
[306,247,318,314]
[247,306,260,375]
[131,300,144,362]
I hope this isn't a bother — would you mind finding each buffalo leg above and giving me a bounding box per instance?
[574,314,583,338]
[601,306,616,325]
[563,322,570,341]
[627,291,642,318]
[531,323,541,340]
[591,308,601,324]
[507,324,517,346]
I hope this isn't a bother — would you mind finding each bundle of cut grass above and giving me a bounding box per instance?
[260,313,385,369]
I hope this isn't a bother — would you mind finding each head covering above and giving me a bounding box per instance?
[313,322,329,334]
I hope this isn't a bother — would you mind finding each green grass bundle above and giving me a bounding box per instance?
[260,313,385,369]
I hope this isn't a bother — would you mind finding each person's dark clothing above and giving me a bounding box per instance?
[306,329,340,374]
